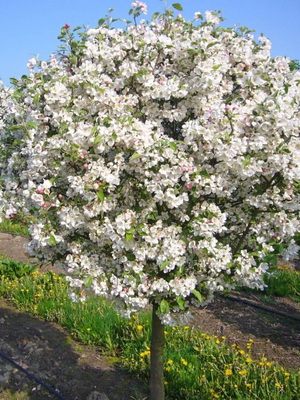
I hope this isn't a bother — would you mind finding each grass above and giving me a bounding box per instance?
[0,259,299,400]
[0,391,31,400]
[0,219,29,237]
[263,266,300,301]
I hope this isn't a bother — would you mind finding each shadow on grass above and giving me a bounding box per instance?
[0,298,147,400]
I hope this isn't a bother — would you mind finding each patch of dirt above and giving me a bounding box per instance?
[0,234,300,399]
[191,291,300,370]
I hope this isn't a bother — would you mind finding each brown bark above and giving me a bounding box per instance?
[150,302,165,400]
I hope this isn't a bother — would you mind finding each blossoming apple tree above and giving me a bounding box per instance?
[1,3,300,398]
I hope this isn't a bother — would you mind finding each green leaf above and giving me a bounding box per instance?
[7,124,22,132]
[97,188,104,202]
[10,78,19,85]
[126,251,136,261]
[152,12,160,20]
[26,121,37,130]
[169,142,178,151]
[130,153,142,161]
[94,135,103,145]
[98,18,106,26]
[159,260,169,271]
[176,296,185,310]
[159,299,170,314]
[49,235,57,246]
[191,289,202,302]
[242,154,251,167]
[33,93,40,106]
[213,64,221,70]
[84,276,93,288]
[91,126,98,136]
[125,232,134,242]
[125,227,135,242]
[172,3,183,11]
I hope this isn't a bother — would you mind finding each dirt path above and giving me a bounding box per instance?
[0,233,31,264]
[0,233,299,399]
[0,298,147,400]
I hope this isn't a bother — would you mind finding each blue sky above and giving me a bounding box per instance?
[1,0,299,86]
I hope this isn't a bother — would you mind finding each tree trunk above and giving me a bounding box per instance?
[150,302,165,400]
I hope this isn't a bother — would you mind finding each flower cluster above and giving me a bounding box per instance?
[131,1,147,15]
[0,6,299,324]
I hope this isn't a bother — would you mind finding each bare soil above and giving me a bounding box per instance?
[0,233,299,399]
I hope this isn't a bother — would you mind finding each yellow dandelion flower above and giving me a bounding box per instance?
[266,362,272,367]
[167,360,173,366]
[181,358,188,366]
[239,350,245,355]
[137,325,143,331]
[194,346,200,351]
[238,370,247,376]
[284,372,290,377]
[215,340,220,344]
[246,358,253,363]
[275,383,281,388]
[225,369,233,376]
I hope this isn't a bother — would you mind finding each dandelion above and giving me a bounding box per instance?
[266,362,273,367]
[167,360,174,366]
[238,370,247,376]
[225,369,233,376]
[181,358,188,366]
[140,350,150,357]
[137,325,143,331]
